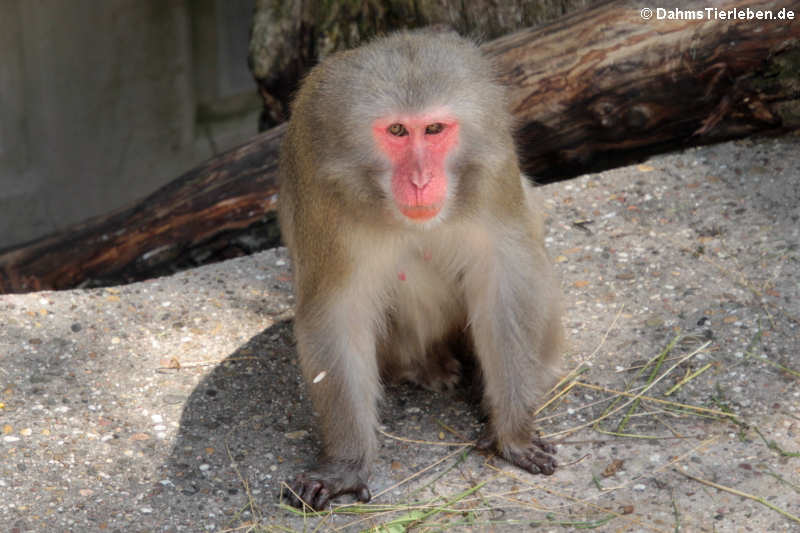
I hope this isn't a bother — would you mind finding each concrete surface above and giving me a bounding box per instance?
[1,136,799,532]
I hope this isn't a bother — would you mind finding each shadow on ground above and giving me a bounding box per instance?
[155,319,489,528]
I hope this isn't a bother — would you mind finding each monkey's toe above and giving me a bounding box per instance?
[283,470,371,511]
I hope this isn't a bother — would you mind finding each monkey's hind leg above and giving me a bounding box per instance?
[411,340,463,391]
[379,329,466,391]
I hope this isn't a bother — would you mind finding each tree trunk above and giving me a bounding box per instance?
[249,0,599,129]
[1,0,798,293]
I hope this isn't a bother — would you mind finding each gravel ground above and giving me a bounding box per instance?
[1,136,799,532]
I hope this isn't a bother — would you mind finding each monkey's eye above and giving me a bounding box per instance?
[387,123,408,136]
[425,123,445,135]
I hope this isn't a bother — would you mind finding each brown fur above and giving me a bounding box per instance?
[278,29,564,510]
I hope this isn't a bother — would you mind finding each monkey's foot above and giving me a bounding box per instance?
[283,464,371,510]
[476,432,558,475]
[411,357,461,392]
[408,350,462,391]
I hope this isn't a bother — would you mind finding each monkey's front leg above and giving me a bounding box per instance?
[466,242,562,476]
[284,301,382,510]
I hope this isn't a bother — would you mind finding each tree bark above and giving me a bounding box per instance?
[0,125,284,292]
[485,0,800,179]
[1,0,798,293]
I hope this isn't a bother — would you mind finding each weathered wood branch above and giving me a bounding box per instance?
[1,0,798,293]
[0,125,284,292]
[485,0,800,179]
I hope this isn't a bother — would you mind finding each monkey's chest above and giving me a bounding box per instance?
[378,249,468,386]
[384,246,466,341]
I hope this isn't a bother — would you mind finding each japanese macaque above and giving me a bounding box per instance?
[278,29,563,510]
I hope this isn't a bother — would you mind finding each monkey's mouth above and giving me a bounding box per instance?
[398,203,443,221]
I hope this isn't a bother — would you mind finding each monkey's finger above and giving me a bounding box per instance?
[299,479,325,509]
[528,450,558,475]
[310,485,331,510]
[355,483,371,503]
[282,490,306,509]
[286,476,322,510]
[474,431,496,451]
[531,434,557,455]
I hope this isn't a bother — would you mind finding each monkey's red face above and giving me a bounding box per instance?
[372,111,459,221]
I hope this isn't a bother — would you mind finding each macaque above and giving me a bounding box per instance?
[278,29,563,510]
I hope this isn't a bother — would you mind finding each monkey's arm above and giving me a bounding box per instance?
[284,280,383,509]
[464,224,561,475]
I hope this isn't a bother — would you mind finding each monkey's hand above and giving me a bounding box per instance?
[476,432,558,475]
[283,462,371,510]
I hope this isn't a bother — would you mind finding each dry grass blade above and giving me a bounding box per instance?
[677,469,800,524]
[483,463,671,533]
[544,340,712,440]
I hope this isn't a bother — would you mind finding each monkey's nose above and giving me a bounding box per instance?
[410,171,431,189]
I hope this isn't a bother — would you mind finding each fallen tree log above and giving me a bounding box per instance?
[0,125,284,292]
[1,0,798,293]
[485,1,800,178]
